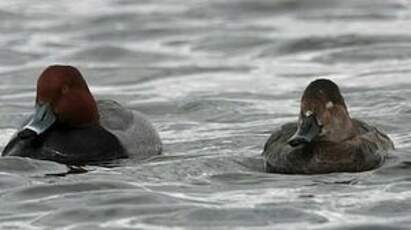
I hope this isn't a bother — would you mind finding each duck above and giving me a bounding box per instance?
[262,79,394,174]
[2,65,162,165]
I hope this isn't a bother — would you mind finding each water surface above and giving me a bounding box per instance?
[1,0,411,229]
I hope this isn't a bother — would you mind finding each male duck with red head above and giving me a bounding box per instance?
[2,65,162,165]
[263,79,394,174]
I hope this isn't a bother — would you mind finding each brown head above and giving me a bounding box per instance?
[288,79,355,147]
[24,65,98,134]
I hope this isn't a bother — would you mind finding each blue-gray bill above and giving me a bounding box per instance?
[23,103,56,135]
[288,115,321,147]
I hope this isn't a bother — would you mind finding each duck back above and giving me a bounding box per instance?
[97,100,162,160]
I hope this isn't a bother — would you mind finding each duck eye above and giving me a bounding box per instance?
[61,85,69,95]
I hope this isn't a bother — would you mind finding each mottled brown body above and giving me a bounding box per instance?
[263,79,394,174]
[263,120,394,174]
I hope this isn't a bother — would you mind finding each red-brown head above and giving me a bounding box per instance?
[288,79,355,147]
[25,65,98,134]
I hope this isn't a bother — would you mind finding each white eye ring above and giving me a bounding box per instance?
[326,101,334,109]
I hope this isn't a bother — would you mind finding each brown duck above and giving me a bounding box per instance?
[262,79,394,174]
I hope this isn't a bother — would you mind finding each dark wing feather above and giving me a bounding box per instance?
[262,122,305,173]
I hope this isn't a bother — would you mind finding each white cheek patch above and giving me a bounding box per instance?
[305,110,313,117]
[326,101,334,109]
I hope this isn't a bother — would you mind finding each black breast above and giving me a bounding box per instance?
[2,125,126,165]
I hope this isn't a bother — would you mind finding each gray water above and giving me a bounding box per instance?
[0,0,411,229]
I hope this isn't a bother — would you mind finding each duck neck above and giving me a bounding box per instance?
[322,109,357,143]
